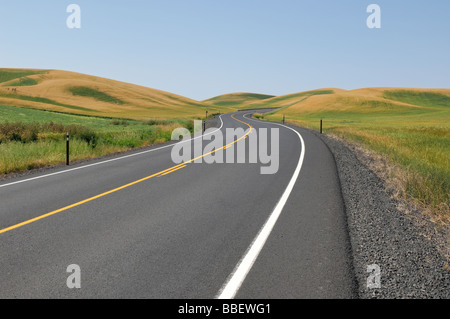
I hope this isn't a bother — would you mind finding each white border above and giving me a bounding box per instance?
[216,113,306,299]
[0,115,224,189]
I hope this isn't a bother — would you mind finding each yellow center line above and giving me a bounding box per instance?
[0,113,253,235]
[158,165,187,177]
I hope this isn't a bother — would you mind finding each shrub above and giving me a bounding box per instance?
[42,121,65,133]
[111,120,129,126]
[0,122,39,143]
[146,119,172,126]
[66,124,98,148]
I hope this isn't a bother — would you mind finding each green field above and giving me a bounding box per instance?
[257,89,449,222]
[0,104,192,174]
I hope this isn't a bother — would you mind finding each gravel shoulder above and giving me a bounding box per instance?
[314,130,449,299]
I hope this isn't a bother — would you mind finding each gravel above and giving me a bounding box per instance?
[315,131,450,299]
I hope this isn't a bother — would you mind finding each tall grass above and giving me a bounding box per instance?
[331,125,449,212]
[263,92,450,222]
[0,118,193,175]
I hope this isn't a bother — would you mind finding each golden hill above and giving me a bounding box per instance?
[202,92,275,108]
[251,87,450,119]
[0,69,229,119]
[237,89,341,110]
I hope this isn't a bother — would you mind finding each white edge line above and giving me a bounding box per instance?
[216,112,306,299]
[0,115,224,189]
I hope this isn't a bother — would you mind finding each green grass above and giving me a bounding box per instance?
[0,104,117,127]
[0,69,46,84]
[5,77,39,87]
[68,86,125,105]
[0,104,192,174]
[261,92,450,221]
[0,134,167,173]
[384,90,450,109]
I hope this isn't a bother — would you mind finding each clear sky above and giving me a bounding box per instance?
[1,0,449,100]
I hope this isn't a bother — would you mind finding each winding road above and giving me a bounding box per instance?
[0,112,357,298]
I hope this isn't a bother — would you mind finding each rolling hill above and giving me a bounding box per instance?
[237,89,338,110]
[202,92,275,108]
[0,68,231,119]
[265,87,450,117]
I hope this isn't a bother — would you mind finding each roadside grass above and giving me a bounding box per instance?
[68,86,125,105]
[261,91,450,223]
[0,105,192,175]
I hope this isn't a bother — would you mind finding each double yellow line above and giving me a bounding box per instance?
[0,114,253,235]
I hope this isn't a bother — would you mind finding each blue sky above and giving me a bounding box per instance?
[1,0,449,100]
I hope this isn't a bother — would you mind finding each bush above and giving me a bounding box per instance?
[66,124,98,148]
[41,121,65,133]
[146,119,172,126]
[111,120,129,126]
[0,122,39,143]
[184,120,194,133]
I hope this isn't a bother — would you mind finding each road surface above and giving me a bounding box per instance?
[0,112,357,298]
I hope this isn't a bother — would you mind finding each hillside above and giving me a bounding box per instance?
[268,87,450,116]
[202,92,275,108]
[0,69,230,120]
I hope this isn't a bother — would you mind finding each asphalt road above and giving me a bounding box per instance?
[0,112,357,299]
